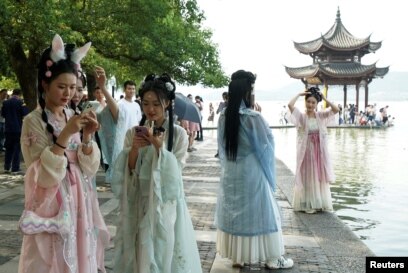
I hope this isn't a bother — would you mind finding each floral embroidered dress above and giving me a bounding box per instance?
[289,107,335,212]
[216,105,285,264]
[19,108,110,273]
[111,120,202,273]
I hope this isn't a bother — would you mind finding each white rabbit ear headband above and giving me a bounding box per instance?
[45,34,91,78]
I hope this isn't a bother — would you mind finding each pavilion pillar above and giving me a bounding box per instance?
[356,84,360,110]
[364,85,369,108]
[323,82,328,109]
[343,85,347,109]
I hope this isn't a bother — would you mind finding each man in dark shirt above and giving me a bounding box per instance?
[1,89,29,174]
[216,92,228,114]
[0,89,7,152]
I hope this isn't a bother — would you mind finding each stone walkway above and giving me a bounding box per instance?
[0,135,373,273]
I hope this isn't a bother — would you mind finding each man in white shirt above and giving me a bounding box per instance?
[118,80,142,130]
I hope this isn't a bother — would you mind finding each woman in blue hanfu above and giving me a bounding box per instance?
[111,74,202,273]
[90,66,128,185]
[216,70,293,270]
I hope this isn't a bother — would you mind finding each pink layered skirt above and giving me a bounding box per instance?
[293,131,333,211]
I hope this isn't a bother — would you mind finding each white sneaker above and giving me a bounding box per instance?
[266,256,294,269]
[305,209,317,214]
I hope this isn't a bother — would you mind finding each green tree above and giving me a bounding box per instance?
[0,0,228,111]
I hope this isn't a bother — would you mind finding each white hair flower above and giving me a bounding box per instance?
[165,82,174,92]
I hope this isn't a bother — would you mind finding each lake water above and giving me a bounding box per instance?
[203,100,408,256]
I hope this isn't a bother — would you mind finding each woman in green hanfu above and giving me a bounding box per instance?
[112,74,202,273]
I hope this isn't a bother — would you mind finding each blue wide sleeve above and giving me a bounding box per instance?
[241,113,276,191]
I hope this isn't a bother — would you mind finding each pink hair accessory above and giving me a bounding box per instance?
[45,59,53,77]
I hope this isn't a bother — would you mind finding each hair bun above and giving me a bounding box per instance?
[140,73,176,100]
[144,74,156,82]
[307,87,322,102]
[231,70,256,84]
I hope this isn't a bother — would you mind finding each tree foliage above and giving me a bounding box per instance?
[0,0,228,110]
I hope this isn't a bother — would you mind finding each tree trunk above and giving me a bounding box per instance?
[86,73,96,101]
[8,41,39,112]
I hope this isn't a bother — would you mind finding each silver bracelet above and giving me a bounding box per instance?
[82,139,93,148]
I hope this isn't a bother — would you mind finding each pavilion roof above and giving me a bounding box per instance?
[285,62,389,80]
[294,9,382,54]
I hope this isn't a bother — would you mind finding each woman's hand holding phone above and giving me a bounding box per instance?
[135,126,149,137]
[130,127,150,159]
[133,123,164,154]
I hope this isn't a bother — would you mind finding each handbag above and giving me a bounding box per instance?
[19,184,71,235]
[19,207,71,235]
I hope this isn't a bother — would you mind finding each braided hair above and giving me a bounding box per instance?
[138,73,176,152]
[37,43,78,146]
[224,70,256,161]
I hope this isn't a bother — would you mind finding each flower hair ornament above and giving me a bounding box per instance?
[165,82,175,92]
[141,73,176,100]
[165,81,176,100]
[45,60,53,78]
[45,34,92,78]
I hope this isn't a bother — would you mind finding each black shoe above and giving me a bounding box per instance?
[214,153,219,158]
[232,262,244,268]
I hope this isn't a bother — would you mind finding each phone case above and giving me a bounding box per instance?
[135,126,148,136]
[82,102,96,113]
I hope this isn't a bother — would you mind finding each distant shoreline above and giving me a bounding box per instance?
[203,124,393,130]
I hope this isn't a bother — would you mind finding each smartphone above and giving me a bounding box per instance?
[135,126,148,137]
[81,102,97,114]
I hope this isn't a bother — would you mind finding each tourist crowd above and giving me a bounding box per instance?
[1,33,379,273]
[338,103,394,127]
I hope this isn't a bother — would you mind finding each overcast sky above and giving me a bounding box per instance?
[187,0,407,92]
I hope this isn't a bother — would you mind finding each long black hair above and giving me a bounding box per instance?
[224,70,256,161]
[138,73,176,151]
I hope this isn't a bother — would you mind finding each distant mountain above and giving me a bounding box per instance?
[255,71,408,102]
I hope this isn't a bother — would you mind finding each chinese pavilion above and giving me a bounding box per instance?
[285,8,389,109]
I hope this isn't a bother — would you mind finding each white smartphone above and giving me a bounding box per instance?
[81,101,97,114]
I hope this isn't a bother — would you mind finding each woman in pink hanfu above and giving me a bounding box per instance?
[288,87,339,214]
[18,34,109,273]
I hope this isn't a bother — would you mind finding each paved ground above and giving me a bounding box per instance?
[0,134,373,273]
